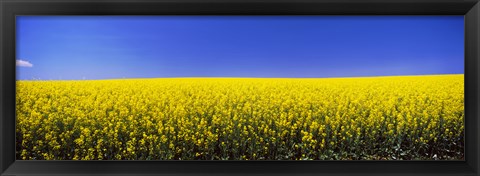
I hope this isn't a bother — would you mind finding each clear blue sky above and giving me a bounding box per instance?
[16,16,464,80]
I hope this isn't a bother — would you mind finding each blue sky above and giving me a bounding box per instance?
[16,16,464,80]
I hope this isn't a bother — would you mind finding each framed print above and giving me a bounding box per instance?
[1,0,479,175]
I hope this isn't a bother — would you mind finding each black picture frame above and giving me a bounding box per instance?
[1,0,479,176]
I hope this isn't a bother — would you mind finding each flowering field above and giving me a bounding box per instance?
[16,74,464,160]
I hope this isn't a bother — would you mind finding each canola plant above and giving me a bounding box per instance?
[16,74,464,160]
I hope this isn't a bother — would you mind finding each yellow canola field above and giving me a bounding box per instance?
[16,74,464,160]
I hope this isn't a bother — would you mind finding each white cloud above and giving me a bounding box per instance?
[16,60,33,67]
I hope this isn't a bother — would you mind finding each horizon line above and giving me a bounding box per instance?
[16,73,464,81]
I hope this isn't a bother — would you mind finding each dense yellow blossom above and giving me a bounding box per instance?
[16,74,464,160]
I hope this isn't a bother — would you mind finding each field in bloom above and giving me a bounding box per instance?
[16,74,464,160]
